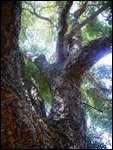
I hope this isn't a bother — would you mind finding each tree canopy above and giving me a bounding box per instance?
[19,1,112,61]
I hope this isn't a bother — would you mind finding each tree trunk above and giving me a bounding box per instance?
[48,76,86,149]
[1,1,112,149]
[1,1,61,149]
[1,1,86,149]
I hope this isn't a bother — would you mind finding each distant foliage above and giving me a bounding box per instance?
[87,131,107,149]
[81,63,112,148]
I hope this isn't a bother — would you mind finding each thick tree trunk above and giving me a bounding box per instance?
[1,1,86,149]
[1,2,62,149]
[1,1,48,149]
[48,76,86,149]
[34,55,87,149]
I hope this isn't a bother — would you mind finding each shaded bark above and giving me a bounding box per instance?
[1,1,86,149]
[48,76,86,149]
[1,2,62,149]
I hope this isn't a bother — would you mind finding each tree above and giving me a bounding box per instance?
[1,1,112,149]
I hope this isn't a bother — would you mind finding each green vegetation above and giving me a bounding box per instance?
[81,63,112,148]
[24,57,52,104]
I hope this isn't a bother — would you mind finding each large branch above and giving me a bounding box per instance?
[58,1,73,35]
[73,1,88,21]
[62,34,112,78]
[56,1,73,62]
[66,5,109,39]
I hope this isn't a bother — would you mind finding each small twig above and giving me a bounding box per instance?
[22,7,54,26]
[82,101,103,113]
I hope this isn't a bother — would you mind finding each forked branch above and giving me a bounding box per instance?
[66,5,109,40]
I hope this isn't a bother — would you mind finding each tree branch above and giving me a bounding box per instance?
[23,8,54,26]
[73,1,88,21]
[76,95,111,113]
[22,51,53,87]
[58,1,73,35]
[56,1,73,62]
[66,5,109,40]
[62,34,112,78]
[84,73,111,93]
[82,101,103,113]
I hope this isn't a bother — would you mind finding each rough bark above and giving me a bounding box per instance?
[1,2,62,149]
[48,76,86,149]
[1,1,86,149]
[24,52,87,149]
[1,1,112,149]
[62,34,112,78]
[56,1,73,62]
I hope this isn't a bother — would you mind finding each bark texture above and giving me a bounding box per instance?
[1,1,86,149]
[1,1,61,149]
[1,1,112,149]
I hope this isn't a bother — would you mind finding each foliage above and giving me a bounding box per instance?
[19,1,57,54]
[81,5,112,45]
[82,19,111,45]
[19,1,112,54]
[24,57,52,104]
[81,63,112,148]
[86,127,107,149]
[103,1,112,25]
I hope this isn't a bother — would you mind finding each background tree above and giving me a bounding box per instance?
[1,1,112,149]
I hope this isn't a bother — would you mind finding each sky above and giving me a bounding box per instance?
[97,55,112,149]
[96,127,112,149]
[97,53,112,65]
[87,53,112,149]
